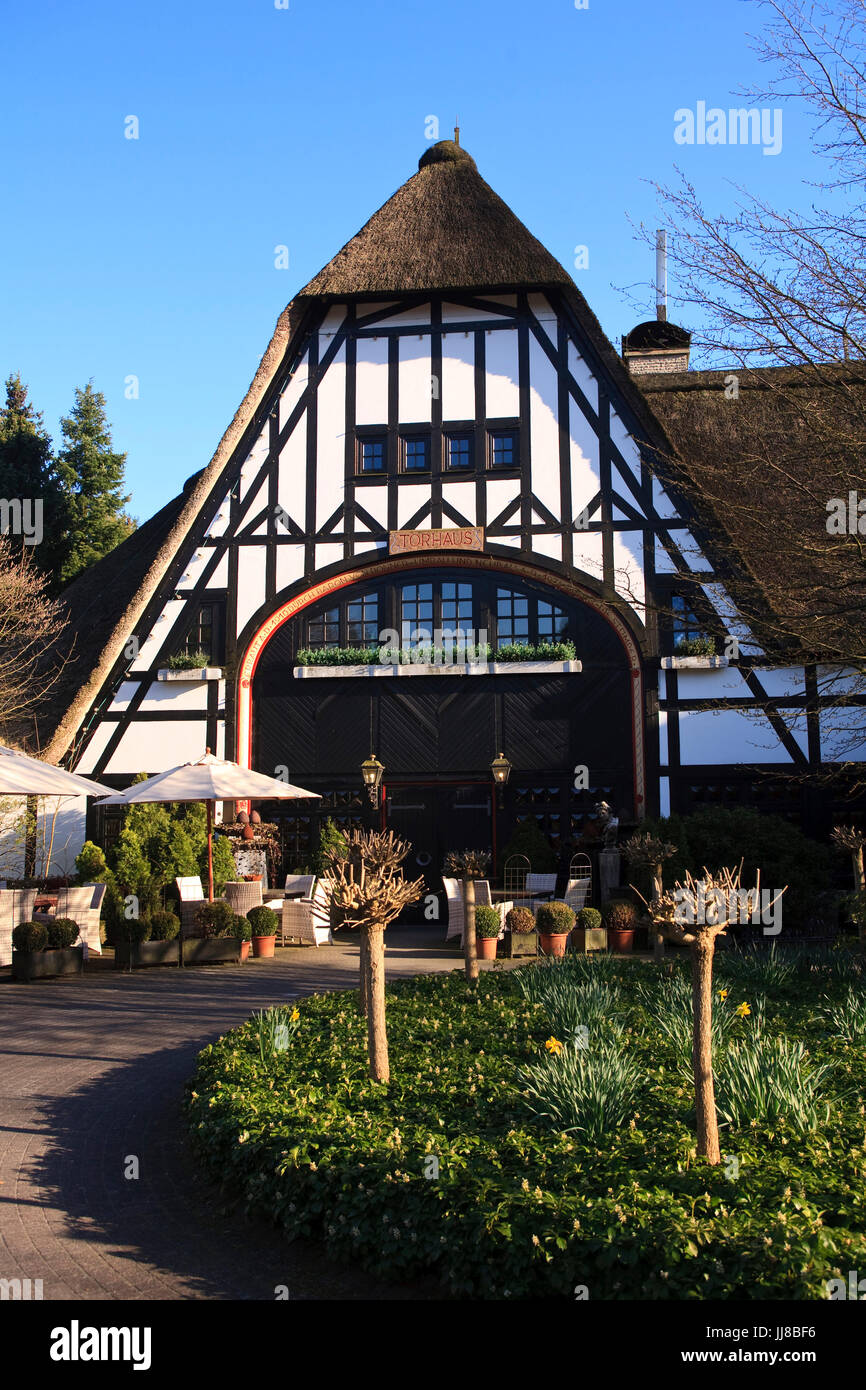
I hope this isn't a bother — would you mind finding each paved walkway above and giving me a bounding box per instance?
[0,929,466,1301]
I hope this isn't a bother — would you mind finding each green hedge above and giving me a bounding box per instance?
[185,958,866,1298]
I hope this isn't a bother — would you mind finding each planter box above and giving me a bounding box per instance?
[294,659,582,680]
[114,939,180,969]
[660,656,729,670]
[570,926,608,953]
[182,937,242,965]
[156,667,224,682]
[12,946,84,982]
[508,931,538,957]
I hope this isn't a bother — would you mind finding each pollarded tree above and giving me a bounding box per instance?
[622,831,678,961]
[325,829,424,1083]
[55,382,136,585]
[444,848,492,982]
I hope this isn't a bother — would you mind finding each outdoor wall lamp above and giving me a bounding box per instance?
[360,753,385,806]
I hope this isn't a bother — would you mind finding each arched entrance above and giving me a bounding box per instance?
[236,554,645,886]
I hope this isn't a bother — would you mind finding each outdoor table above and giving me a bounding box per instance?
[33,895,58,912]
[490,887,554,902]
[263,889,307,903]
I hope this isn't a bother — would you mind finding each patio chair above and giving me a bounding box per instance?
[284,873,315,898]
[526,872,558,912]
[223,880,263,917]
[176,876,205,938]
[444,878,503,946]
[0,888,38,968]
[51,884,107,954]
[564,853,592,915]
[281,877,333,947]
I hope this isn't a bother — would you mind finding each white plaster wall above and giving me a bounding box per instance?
[398,337,432,424]
[566,340,598,414]
[278,414,307,521]
[129,600,186,673]
[485,329,520,417]
[106,720,210,774]
[138,681,210,712]
[442,482,475,522]
[74,723,116,775]
[441,333,475,420]
[569,395,600,521]
[397,485,431,528]
[529,335,561,522]
[236,546,267,635]
[678,708,807,764]
[316,344,347,528]
[279,352,309,431]
[355,339,389,425]
[276,544,305,593]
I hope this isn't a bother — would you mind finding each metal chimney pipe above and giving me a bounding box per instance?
[656,229,668,322]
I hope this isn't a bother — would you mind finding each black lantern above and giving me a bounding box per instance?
[490,751,512,787]
[360,753,385,807]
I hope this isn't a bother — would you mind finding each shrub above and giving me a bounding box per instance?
[124,919,152,944]
[535,900,575,935]
[499,818,557,876]
[166,649,211,669]
[603,900,638,931]
[474,905,502,939]
[232,914,252,942]
[576,906,602,931]
[674,634,716,656]
[506,905,535,934]
[46,918,79,949]
[247,905,279,937]
[147,910,180,942]
[200,834,237,895]
[12,921,47,952]
[196,900,236,938]
[313,818,348,876]
[75,840,109,881]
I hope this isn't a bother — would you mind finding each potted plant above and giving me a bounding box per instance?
[234,914,252,961]
[604,899,638,953]
[474,905,501,960]
[115,910,180,969]
[248,905,279,958]
[535,900,575,958]
[185,901,242,965]
[571,906,606,953]
[12,919,84,982]
[505,904,537,957]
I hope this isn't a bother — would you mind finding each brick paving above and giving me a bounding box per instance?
[0,928,468,1301]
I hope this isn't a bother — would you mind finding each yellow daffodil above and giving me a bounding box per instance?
[545,1036,563,1055]
[290,1007,300,1022]
[719,989,728,1001]
[736,1002,751,1018]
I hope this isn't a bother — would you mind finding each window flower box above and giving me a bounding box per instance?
[156,668,224,682]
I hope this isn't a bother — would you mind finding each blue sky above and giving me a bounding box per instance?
[1,0,815,521]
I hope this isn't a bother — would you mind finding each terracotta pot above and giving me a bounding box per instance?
[608,928,635,954]
[243,874,263,882]
[539,932,569,958]
[252,934,276,958]
[476,935,498,960]
[240,941,251,962]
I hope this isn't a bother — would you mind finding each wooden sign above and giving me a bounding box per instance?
[389,526,484,555]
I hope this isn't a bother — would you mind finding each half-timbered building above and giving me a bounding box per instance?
[31,139,866,880]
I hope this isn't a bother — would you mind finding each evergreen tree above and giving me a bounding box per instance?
[55,381,136,585]
[0,373,67,581]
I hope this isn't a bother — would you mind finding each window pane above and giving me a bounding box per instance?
[446,433,472,469]
[403,437,430,471]
[359,438,385,472]
[490,431,517,468]
[308,605,340,649]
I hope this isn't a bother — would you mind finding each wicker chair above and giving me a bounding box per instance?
[223,880,264,917]
[444,878,501,946]
[281,877,333,948]
[176,876,205,938]
[0,888,38,968]
[527,872,558,912]
[50,884,107,954]
[284,873,315,898]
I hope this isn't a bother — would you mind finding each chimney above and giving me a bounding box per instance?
[622,229,691,375]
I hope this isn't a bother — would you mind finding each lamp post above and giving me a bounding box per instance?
[489,751,511,878]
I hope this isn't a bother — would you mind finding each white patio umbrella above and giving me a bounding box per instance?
[0,744,113,798]
[95,751,320,900]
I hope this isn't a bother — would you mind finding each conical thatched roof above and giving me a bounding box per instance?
[298,140,575,298]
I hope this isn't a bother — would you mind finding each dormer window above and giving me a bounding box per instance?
[402,434,430,472]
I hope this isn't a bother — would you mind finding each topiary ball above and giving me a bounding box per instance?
[196,900,236,938]
[12,921,48,952]
[247,905,279,937]
[474,905,502,938]
[506,905,535,934]
[535,900,576,935]
[46,918,79,949]
[577,906,602,931]
[148,910,180,942]
[125,919,152,944]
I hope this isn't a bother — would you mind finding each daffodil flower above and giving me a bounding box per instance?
[545,1036,563,1055]
[736,1001,751,1018]
[719,989,728,1001]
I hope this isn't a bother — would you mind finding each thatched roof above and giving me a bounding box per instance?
[639,364,866,658]
[298,140,575,298]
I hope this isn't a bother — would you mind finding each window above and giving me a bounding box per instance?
[307,606,340,649]
[671,594,709,648]
[178,601,225,664]
[489,429,518,469]
[538,600,568,642]
[496,587,530,645]
[358,435,386,474]
[440,582,474,637]
[402,435,430,472]
[445,432,473,470]
[401,582,434,644]
[347,592,379,645]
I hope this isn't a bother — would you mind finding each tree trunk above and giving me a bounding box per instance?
[691,932,721,1164]
[365,927,390,1083]
[358,928,369,1017]
[463,877,479,981]
[652,866,665,961]
[854,848,865,943]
